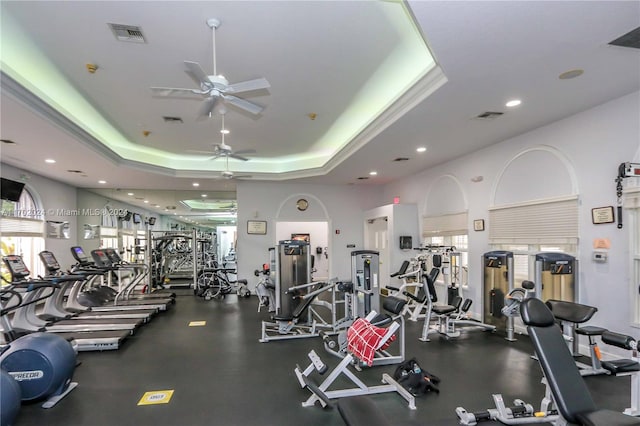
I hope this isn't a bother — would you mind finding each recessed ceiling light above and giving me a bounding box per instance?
[127,192,134,196]
[201,194,207,197]
[559,69,584,80]
[416,147,427,153]
[98,180,106,184]
[143,200,149,204]
[45,159,56,164]
[192,182,200,187]
[505,99,521,108]
[154,204,160,208]
[369,171,378,176]
[220,129,230,135]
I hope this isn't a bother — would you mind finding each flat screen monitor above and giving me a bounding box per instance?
[1,178,25,202]
[3,254,30,278]
[39,251,60,270]
[132,213,142,224]
[71,246,90,263]
[148,217,156,225]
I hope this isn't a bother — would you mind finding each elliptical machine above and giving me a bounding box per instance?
[1,255,79,409]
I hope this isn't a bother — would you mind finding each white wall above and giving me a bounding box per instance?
[236,181,382,291]
[381,91,640,344]
[1,163,78,269]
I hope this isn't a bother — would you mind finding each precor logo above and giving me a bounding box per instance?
[9,370,44,381]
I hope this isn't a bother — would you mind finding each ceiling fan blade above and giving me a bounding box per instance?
[227,77,270,94]
[233,149,257,155]
[196,96,220,121]
[228,153,249,161]
[184,61,211,87]
[222,95,264,115]
[151,87,202,97]
[186,149,216,155]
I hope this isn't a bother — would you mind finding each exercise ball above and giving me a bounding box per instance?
[1,369,21,425]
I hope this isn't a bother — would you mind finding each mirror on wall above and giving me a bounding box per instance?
[46,221,70,239]
[83,224,100,239]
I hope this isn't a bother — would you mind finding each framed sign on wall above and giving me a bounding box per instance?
[247,220,267,235]
[591,206,614,224]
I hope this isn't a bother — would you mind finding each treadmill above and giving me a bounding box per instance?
[70,246,172,311]
[103,248,176,299]
[1,255,130,351]
[3,255,143,333]
[38,250,156,322]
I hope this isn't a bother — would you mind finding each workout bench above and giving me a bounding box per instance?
[294,311,416,410]
[521,297,640,425]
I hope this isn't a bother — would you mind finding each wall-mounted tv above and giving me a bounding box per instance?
[132,213,142,224]
[122,211,132,221]
[1,178,25,202]
[148,217,156,226]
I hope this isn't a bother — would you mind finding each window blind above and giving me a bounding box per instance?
[422,212,468,237]
[0,217,44,237]
[489,196,578,245]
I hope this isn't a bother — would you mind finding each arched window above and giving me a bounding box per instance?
[1,187,46,281]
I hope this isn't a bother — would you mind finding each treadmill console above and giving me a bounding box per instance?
[104,248,122,263]
[39,250,61,273]
[91,249,112,267]
[71,246,92,265]
[2,254,30,281]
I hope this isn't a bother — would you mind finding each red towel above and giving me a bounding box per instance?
[347,318,396,366]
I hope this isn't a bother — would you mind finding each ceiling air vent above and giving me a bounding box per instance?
[163,116,183,123]
[108,23,146,43]
[1,139,16,144]
[609,26,640,49]
[393,157,410,162]
[474,111,504,120]
[357,176,369,180]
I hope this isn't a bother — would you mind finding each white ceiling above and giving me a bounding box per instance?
[1,1,639,225]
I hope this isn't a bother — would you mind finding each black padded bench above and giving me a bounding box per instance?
[521,298,640,426]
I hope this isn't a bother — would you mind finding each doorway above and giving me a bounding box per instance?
[275,221,329,281]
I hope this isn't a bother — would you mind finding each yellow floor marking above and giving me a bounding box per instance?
[137,390,174,406]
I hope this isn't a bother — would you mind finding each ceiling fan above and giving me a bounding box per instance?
[215,156,252,180]
[151,18,270,119]
[189,112,256,161]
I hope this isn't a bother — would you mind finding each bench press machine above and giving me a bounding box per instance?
[294,311,416,410]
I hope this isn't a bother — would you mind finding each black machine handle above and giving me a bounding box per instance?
[617,205,623,229]
[0,288,23,316]
[3,281,57,308]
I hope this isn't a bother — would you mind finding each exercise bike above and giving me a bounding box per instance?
[195,266,250,300]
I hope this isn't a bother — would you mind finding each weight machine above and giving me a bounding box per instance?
[615,162,640,229]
